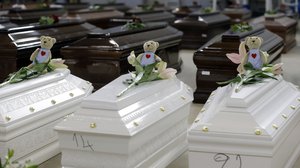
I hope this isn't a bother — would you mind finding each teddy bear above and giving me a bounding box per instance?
[237,36,269,73]
[136,40,162,66]
[29,36,56,66]
[128,40,162,74]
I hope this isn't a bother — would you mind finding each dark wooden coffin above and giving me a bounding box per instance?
[54,2,89,11]
[125,8,175,24]
[61,22,183,89]
[0,20,102,81]
[250,14,297,53]
[223,8,252,23]
[172,5,202,18]
[172,11,231,49]
[68,9,124,28]
[93,3,130,12]
[4,8,66,24]
[193,24,284,103]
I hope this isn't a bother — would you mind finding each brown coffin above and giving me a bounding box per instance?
[222,8,252,23]
[193,24,284,103]
[94,3,130,12]
[68,9,124,28]
[0,20,102,81]
[125,8,175,24]
[61,22,183,89]
[54,2,90,11]
[172,11,231,49]
[250,14,297,53]
[4,8,66,24]
[172,5,203,18]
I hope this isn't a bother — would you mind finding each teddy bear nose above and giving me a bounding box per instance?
[44,41,47,44]
[147,44,150,47]
[252,40,255,43]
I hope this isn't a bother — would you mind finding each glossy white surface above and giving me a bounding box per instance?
[55,74,193,168]
[189,76,300,168]
[0,69,93,164]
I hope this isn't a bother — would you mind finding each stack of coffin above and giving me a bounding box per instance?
[250,13,297,53]
[3,8,66,24]
[55,73,193,168]
[67,8,124,28]
[222,7,252,23]
[0,69,93,164]
[125,8,175,24]
[172,11,231,49]
[60,22,183,90]
[0,20,103,82]
[193,24,284,103]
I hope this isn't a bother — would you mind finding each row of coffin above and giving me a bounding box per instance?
[0,4,297,103]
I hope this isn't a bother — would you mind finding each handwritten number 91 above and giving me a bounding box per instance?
[214,153,242,168]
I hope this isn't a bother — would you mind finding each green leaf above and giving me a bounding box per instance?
[7,149,14,159]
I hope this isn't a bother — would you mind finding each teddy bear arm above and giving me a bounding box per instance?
[136,54,143,63]
[155,55,162,62]
[260,51,268,64]
[30,48,39,61]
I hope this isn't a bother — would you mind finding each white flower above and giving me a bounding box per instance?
[157,61,167,73]
[49,58,68,69]
[272,63,283,75]
[158,68,177,79]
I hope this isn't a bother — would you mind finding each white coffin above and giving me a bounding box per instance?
[55,74,193,168]
[188,76,300,168]
[0,69,93,164]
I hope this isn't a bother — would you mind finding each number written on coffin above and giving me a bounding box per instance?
[73,133,94,151]
[214,153,242,168]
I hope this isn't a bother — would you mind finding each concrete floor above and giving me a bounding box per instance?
[40,27,300,168]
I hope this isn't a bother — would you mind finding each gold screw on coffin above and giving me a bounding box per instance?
[200,108,205,113]
[29,107,35,112]
[90,123,96,128]
[202,126,209,132]
[5,116,11,121]
[69,93,74,97]
[290,105,296,110]
[255,129,262,135]
[282,114,288,119]
[181,96,186,100]
[194,119,200,123]
[51,100,56,105]
[272,124,279,130]
[133,122,139,127]
[160,107,165,112]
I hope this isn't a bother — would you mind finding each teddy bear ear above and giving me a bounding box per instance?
[51,37,56,44]
[40,36,45,41]
[258,37,263,44]
[155,42,159,48]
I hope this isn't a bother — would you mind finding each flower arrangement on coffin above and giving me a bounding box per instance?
[117,40,177,97]
[121,18,145,31]
[218,36,283,92]
[39,15,59,25]
[0,149,37,168]
[0,36,68,88]
[230,22,253,33]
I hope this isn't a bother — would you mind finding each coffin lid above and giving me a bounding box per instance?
[176,11,230,26]
[191,76,300,138]
[65,22,182,51]
[55,74,192,136]
[0,19,86,33]
[221,23,265,41]
[8,7,63,14]
[82,74,185,110]
[126,8,165,15]
[0,69,92,126]
[68,8,118,14]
